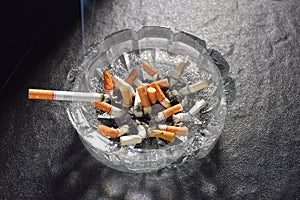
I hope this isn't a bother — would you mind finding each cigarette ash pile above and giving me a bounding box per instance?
[94,60,209,148]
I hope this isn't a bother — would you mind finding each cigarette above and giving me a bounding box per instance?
[28,89,110,102]
[141,61,159,80]
[137,125,147,138]
[172,99,206,123]
[120,135,143,146]
[125,69,139,85]
[112,76,135,97]
[137,86,151,114]
[179,80,209,95]
[155,104,183,122]
[92,102,125,117]
[148,130,175,142]
[103,70,114,96]
[158,124,189,136]
[98,124,129,138]
[120,85,134,107]
[151,78,169,88]
[169,61,187,87]
[147,87,157,104]
[133,89,143,117]
[150,83,171,108]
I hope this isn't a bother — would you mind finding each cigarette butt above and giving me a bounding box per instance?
[151,78,169,88]
[28,89,108,102]
[98,124,129,138]
[92,102,124,117]
[147,87,157,104]
[125,69,139,85]
[137,125,147,138]
[179,80,209,95]
[148,130,175,142]
[142,61,158,77]
[158,124,189,136]
[120,135,143,146]
[112,76,135,97]
[169,61,187,87]
[137,86,151,114]
[155,104,183,122]
[134,78,143,87]
[120,85,133,107]
[103,70,114,96]
[150,83,171,108]
[172,113,191,123]
[189,99,207,116]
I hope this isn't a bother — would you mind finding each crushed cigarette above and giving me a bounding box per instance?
[158,124,189,136]
[148,130,175,142]
[137,86,151,114]
[155,104,183,122]
[179,80,209,95]
[125,69,139,85]
[169,61,187,87]
[98,124,129,138]
[142,61,159,80]
[103,70,114,96]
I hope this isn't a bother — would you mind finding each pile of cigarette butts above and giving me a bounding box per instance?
[28,60,209,147]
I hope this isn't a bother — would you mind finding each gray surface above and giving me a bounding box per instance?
[1,0,300,199]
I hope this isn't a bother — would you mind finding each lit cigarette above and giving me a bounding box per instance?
[172,99,207,123]
[125,69,139,85]
[151,78,169,88]
[150,83,171,108]
[137,86,151,114]
[142,61,159,80]
[120,135,143,146]
[147,87,157,104]
[158,124,189,136]
[137,125,147,138]
[103,70,114,96]
[97,124,129,138]
[133,89,143,117]
[28,89,110,102]
[112,76,135,97]
[120,85,134,107]
[155,103,183,122]
[92,102,125,117]
[169,61,187,87]
[148,130,175,142]
[179,80,209,95]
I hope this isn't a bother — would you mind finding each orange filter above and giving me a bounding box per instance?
[98,125,119,138]
[92,102,112,113]
[142,62,158,76]
[147,87,157,104]
[155,103,183,122]
[103,70,114,95]
[28,89,54,100]
[150,83,171,108]
[125,69,139,85]
[137,86,151,113]
[151,78,169,88]
[148,130,175,142]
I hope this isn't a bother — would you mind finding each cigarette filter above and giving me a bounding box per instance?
[125,69,139,85]
[172,113,191,123]
[98,124,129,138]
[155,104,183,122]
[120,135,143,146]
[137,86,151,114]
[158,124,189,136]
[120,85,133,107]
[29,89,109,102]
[189,99,207,116]
[103,70,114,96]
[150,83,171,108]
[147,87,157,104]
[142,61,159,80]
[151,78,169,88]
[137,125,147,138]
[148,130,175,142]
[92,102,124,117]
[169,61,187,87]
[179,80,209,95]
[112,76,135,97]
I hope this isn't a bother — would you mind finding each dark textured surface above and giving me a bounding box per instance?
[1,0,300,199]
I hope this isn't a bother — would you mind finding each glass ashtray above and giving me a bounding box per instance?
[65,26,228,173]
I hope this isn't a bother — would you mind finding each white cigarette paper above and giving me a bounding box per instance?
[112,76,135,97]
[137,125,147,138]
[120,135,143,146]
[173,99,207,123]
[179,80,209,95]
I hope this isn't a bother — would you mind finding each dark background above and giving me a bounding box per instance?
[0,0,299,199]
